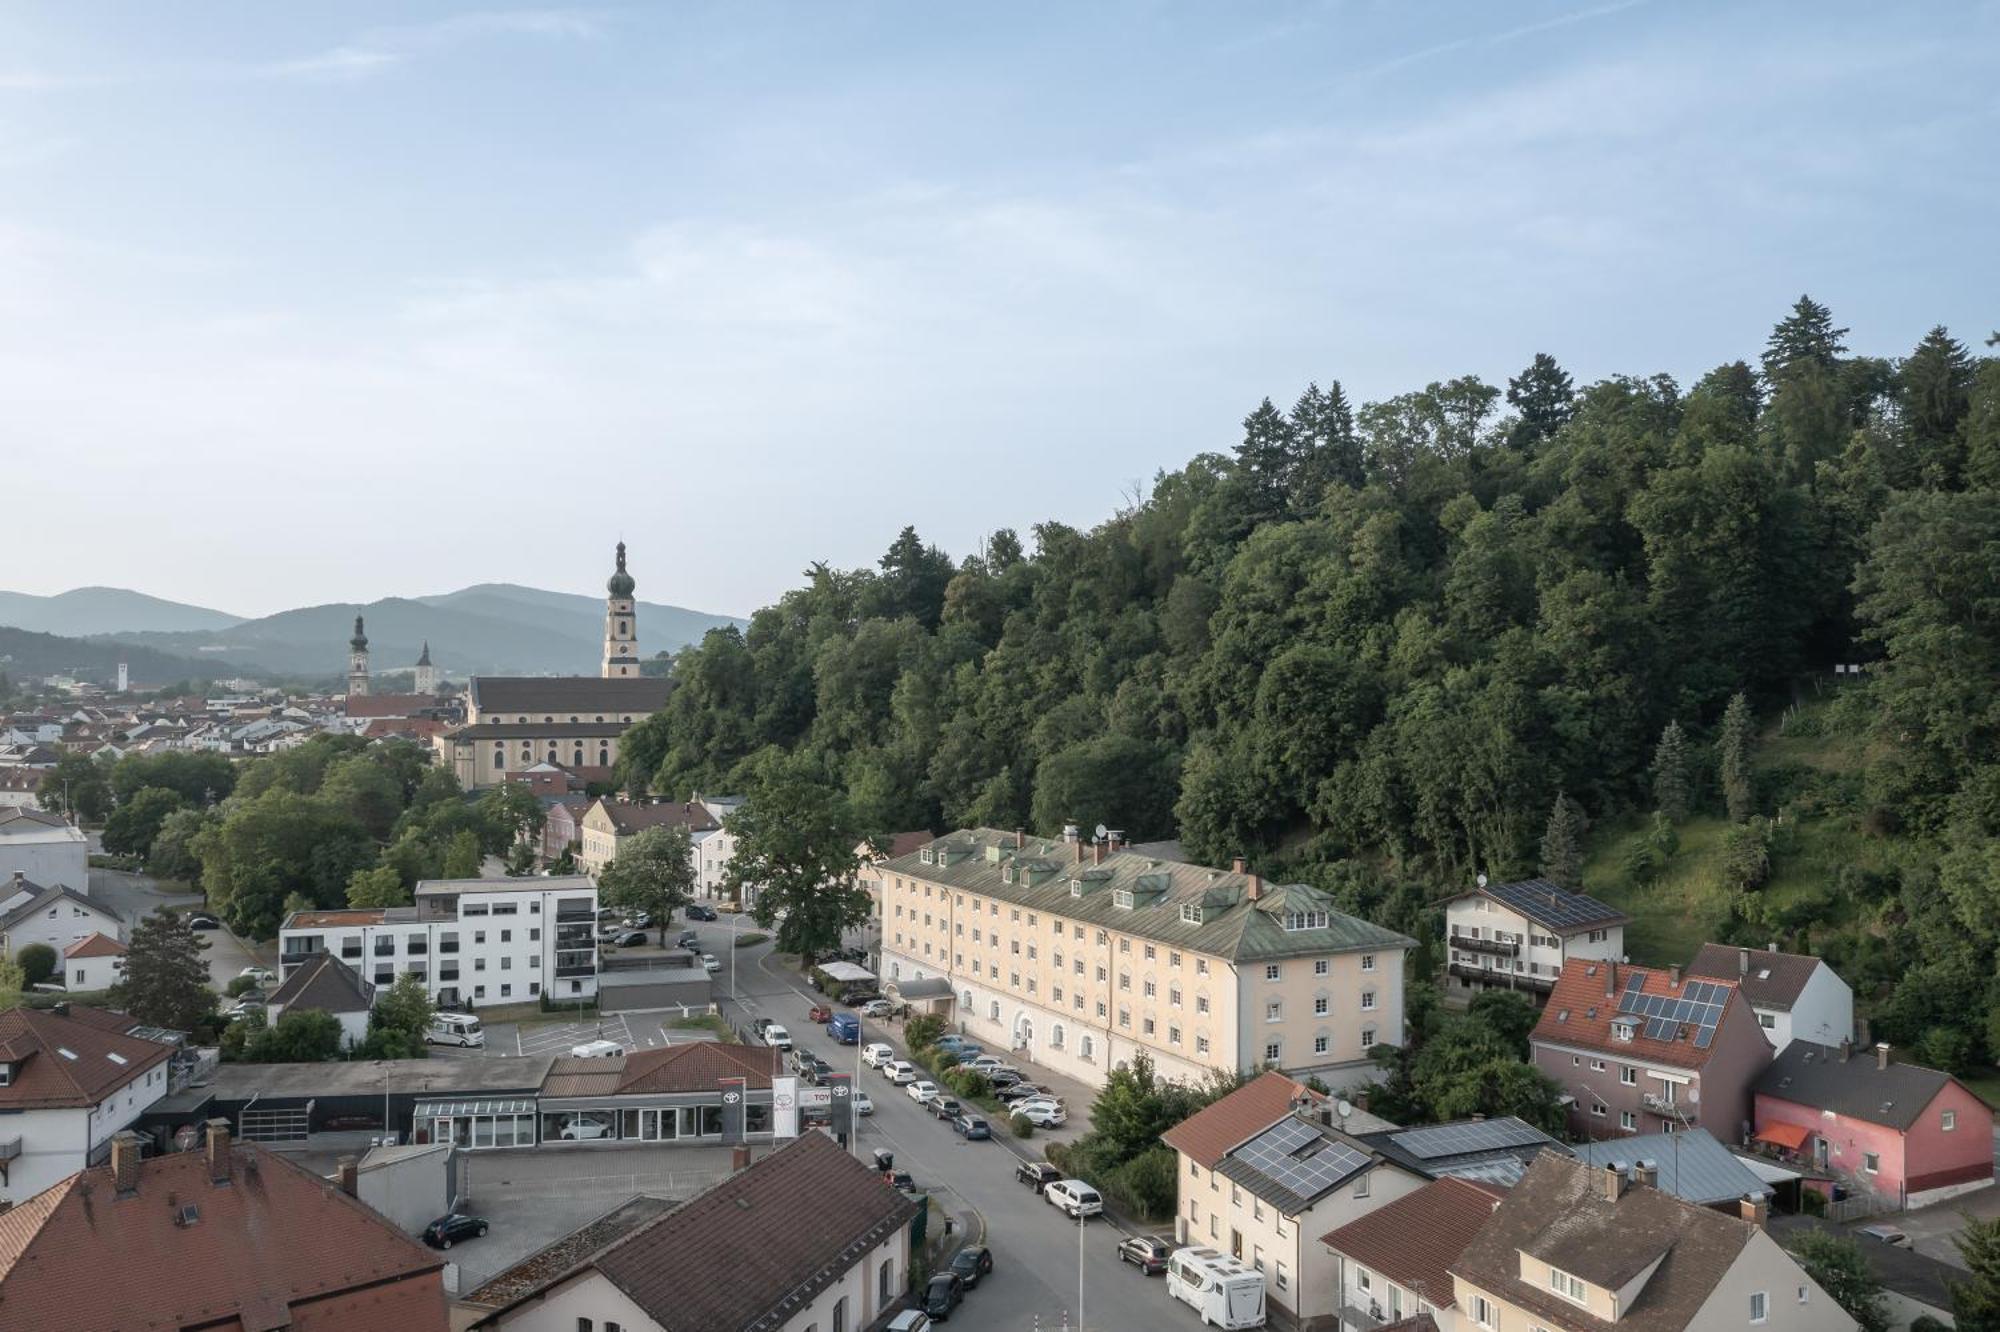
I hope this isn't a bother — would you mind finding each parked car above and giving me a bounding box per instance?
[861,1042,896,1068]
[828,1012,861,1044]
[963,1057,1016,1078]
[608,929,647,948]
[1858,1224,1913,1248]
[984,1070,1024,1090]
[558,1117,613,1140]
[420,1213,488,1249]
[907,1079,941,1104]
[185,913,220,930]
[763,1023,793,1051]
[884,1060,918,1084]
[570,1039,623,1058]
[953,1114,991,1141]
[852,1091,874,1116]
[752,1016,774,1036]
[675,930,700,949]
[1118,1234,1175,1274]
[841,988,881,1007]
[237,965,275,984]
[1044,1179,1103,1218]
[803,1057,833,1085]
[948,1244,994,1289]
[807,1004,832,1023]
[622,910,652,928]
[1016,1161,1061,1193]
[1013,1102,1068,1128]
[685,903,717,921]
[860,998,894,1018]
[994,1081,1052,1103]
[883,1169,916,1192]
[922,1273,964,1321]
[1011,1095,1066,1116]
[884,1313,930,1332]
[700,954,720,973]
[223,1002,264,1023]
[927,1096,963,1120]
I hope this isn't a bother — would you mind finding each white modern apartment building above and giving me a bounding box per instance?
[278,875,599,1009]
[1441,876,1626,1005]
[876,828,1416,1092]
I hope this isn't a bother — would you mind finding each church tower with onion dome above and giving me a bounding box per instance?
[347,616,371,697]
[602,543,639,678]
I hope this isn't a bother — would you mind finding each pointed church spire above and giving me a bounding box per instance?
[417,640,431,666]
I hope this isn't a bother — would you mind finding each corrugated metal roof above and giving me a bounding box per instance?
[1569,1129,1771,1205]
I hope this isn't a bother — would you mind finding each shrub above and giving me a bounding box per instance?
[943,1067,992,1099]
[735,932,767,948]
[1112,1146,1180,1220]
[905,1013,946,1053]
[1010,1114,1035,1139]
[225,974,260,998]
[16,943,57,988]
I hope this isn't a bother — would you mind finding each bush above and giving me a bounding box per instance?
[225,974,260,998]
[905,1013,946,1053]
[735,933,767,948]
[1010,1114,1035,1139]
[943,1067,992,1099]
[15,943,57,988]
[1113,1146,1179,1220]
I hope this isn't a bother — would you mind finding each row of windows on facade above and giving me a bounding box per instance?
[1451,924,1565,948]
[1185,1190,1296,1292]
[498,714,637,725]
[1464,1274,1802,1328]
[902,876,1338,935]
[498,744,611,762]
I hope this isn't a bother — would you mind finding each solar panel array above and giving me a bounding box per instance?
[1235,1116,1369,1202]
[1617,974,1727,1048]
[1391,1117,1550,1160]
[1481,877,1622,930]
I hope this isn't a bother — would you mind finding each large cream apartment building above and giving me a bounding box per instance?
[876,828,1415,1090]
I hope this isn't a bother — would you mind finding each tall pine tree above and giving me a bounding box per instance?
[1289,380,1364,505]
[1505,352,1575,451]
[119,907,213,1033]
[1234,397,1301,521]
[1954,1213,2000,1332]
[1717,693,1756,822]
[1539,793,1587,889]
[1762,294,1849,383]
[1900,325,1975,483]
[1652,720,1692,822]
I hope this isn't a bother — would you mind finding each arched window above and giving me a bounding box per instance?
[1051,1022,1065,1049]
[598,746,610,766]
[832,1296,848,1332]
[1080,1034,1094,1061]
[879,1259,895,1303]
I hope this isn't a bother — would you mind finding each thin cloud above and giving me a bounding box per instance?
[261,46,404,83]
[260,9,601,83]
[1361,0,1649,78]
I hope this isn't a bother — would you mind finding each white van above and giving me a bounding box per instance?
[570,1039,623,1058]
[425,1012,485,1048]
[1166,1247,1266,1329]
[1043,1179,1103,1218]
[861,1042,896,1068]
[763,1023,793,1051]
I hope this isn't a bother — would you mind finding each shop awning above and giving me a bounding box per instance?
[890,976,953,1000]
[1753,1121,1811,1151]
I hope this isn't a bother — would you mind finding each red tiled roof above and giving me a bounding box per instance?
[361,717,448,740]
[1320,1176,1503,1312]
[63,932,126,959]
[0,1005,171,1110]
[0,1141,447,1332]
[1161,1069,1314,1169]
[343,694,445,719]
[1531,960,1748,1070]
[589,798,720,836]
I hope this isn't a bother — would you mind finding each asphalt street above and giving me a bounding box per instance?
[722,915,1193,1332]
[85,857,270,990]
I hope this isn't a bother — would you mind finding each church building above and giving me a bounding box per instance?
[435,544,670,789]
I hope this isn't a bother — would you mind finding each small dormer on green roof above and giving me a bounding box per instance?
[1202,884,1241,912]
[1019,859,1061,887]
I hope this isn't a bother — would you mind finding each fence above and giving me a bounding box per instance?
[1825,1189,1901,1224]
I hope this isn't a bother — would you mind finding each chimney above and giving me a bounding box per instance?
[205,1119,233,1184]
[336,1156,359,1197]
[1740,1194,1769,1228]
[110,1131,144,1198]
[9,870,20,886]
[1093,841,1104,866]
[731,1144,752,1172]
[1605,961,1616,997]
[1231,856,1247,874]
[1857,1016,1871,1049]
[1353,1088,1370,1113]
[1062,823,1079,844]
[1107,830,1123,853]
[1738,947,1750,977]
[1768,941,1778,953]
[1246,875,1262,902]
[1075,839,1086,864]
[1014,827,1025,849]
[1634,1159,1659,1189]
[1602,1163,1628,1202]
[1668,964,1681,988]
[1876,1042,1890,1071]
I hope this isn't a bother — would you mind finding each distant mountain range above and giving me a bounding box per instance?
[0,625,222,688]
[0,583,745,681]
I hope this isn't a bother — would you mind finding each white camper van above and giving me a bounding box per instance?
[1166,1246,1266,1329]
[425,1012,485,1048]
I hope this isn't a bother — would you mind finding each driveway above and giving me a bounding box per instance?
[86,861,269,991]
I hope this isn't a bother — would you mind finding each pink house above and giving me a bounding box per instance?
[1754,1040,1994,1209]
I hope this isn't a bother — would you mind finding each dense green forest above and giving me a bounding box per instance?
[616,298,2000,1069]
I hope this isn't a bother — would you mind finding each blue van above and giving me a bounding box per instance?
[828,1013,861,1044]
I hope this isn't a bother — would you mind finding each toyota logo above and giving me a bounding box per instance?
[723,1091,741,1104]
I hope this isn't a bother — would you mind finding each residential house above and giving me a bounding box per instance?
[576,797,719,878]
[1531,960,1773,1141]
[693,792,746,900]
[1321,1175,1505,1332]
[1684,943,1852,1053]
[0,766,44,809]
[1449,1154,1855,1332]
[527,1042,782,1148]
[467,1131,920,1332]
[880,829,1417,1091]
[1356,1117,1567,1192]
[856,830,933,942]
[1568,1129,1773,1211]
[0,806,87,889]
[61,932,126,991]
[1773,1214,1962,1332]
[1441,877,1626,1005]
[1752,1040,1994,1209]
[266,952,377,1049]
[0,875,124,956]
[1162,1069,1415,1327]
[280,874,599,1010]
[541,793,591,865]
[0,1124,448,1332]
[0,1004,175,1205]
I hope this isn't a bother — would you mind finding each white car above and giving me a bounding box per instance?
[861,1042,896,1069]
[852,1091,875,1116]
[700,954,721,973]
[884,1060,918,1084]
[570,1040,623,1058]
[558,1117,613,1140]
[1013,1102,1068,1128]
[1044,1179,1102,1218]
[860,999,894,1018]
[907,1080,941,1104]
[763,1024,793,1051]
[237,966,275,984]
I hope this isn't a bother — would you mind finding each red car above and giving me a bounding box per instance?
[808,1005,833,1023]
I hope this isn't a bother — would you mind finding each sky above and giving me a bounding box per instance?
[1,2,1995,620]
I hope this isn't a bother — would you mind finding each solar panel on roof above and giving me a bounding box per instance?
[1391,1118,1549,1159]
[1693,1026,1715,1049]
[1232,1116,1369,1203]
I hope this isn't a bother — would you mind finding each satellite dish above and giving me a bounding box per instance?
[1336,1099,1354,1120]
[1475,872,1488,888]
[1094,823,1109,841]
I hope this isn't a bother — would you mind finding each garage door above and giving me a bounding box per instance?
[238,1107,310,1146]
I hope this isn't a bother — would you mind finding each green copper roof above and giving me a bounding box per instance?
[606,541,636,598]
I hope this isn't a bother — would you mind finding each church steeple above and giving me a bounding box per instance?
[602,543,639,678]
[413,639,437,695]
[347,616,371,697]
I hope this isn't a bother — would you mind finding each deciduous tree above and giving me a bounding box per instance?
[724,751,869,958]
[599,824,698,945]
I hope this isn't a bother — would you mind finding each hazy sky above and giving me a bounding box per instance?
[2,3,1994,619]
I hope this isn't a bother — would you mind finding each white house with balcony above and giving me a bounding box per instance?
[277,875,599,1010]
[1441,876,1626,1006]
[0,1004,175,1207]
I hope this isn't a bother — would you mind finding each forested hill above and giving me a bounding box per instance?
[617,299,2000,965]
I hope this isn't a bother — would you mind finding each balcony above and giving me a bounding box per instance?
[279,950,322,970]
[1641,1091,1686,1118]
[1448,961,1554,994]
[1448,931,1520,957]
[555,962,596,979]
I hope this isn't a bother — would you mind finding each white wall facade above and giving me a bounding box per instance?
[1445,895,1622,1000]
[356,1144,456,1235]
[1,893,123,956]
[1,1062,169,1206]
[1760,965,1853,1053]
[65,951,124,991]
[0,826,89,891]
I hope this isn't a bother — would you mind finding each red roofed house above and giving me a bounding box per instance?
[1321,1175,1505,1330]
[0,1123,448,1332]
[62,930,127,991]
[577,798,721,877]
[1531,959,1774,1142]
[0,1003,175,1205]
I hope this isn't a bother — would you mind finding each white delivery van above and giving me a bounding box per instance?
[570,1039,623,1058]
[1166,1246,1266,1329]
[425,1012,485,1048]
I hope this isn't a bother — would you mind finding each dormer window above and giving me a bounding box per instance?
[1281,910,1328,932]
[1071,880,1082,897]
[1549,1267,1589,1306]
[1180,903,1203,925]
[921,848,935,865]
[0,1063,11,1086]
[1612,1019,1636,1042]
[1112,889,1133,909]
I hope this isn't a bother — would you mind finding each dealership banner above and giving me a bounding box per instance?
[772,1074,799,1139]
